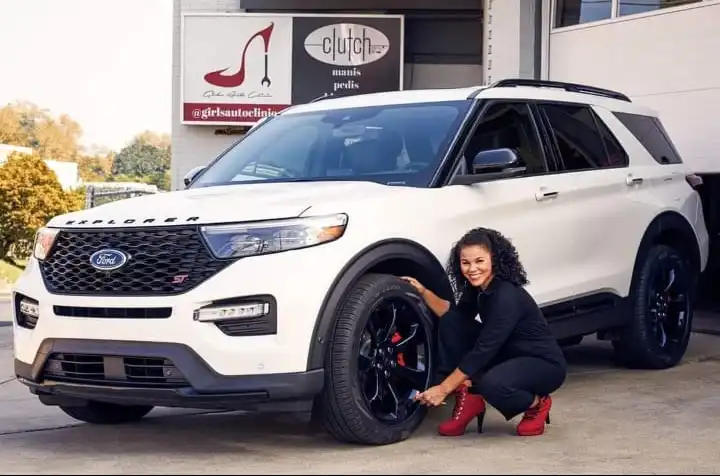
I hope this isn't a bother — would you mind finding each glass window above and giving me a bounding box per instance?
[540,104,624,171]
[464,102,548,175]
[190,100,472,189]
[618,0,702,17]
[613,112,683,164]
[555,0,612,28]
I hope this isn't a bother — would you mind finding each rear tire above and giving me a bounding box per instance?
[60,401,154,425]
[613,244,695,369]
[316,273,435,445]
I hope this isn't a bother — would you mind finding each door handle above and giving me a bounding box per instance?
[535,188,559,201]
[626,174,644,186]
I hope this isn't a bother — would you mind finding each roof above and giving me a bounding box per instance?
[282,81,657,117]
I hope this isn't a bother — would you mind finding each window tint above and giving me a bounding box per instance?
[613,112,683,164]
[541,104,626,171]
[555,0,612,28]
[618,0,701,17]
[464,102,548,175]
[594,114,629,167]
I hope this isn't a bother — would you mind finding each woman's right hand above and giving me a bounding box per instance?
[401,276,426,296]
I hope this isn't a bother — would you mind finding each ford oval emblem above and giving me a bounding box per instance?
[89,249,129,271]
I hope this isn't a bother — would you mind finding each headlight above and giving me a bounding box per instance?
[200,213,348,259]
[33,227,60,261]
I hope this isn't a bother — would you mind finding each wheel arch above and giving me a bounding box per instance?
[306,238,452,371]
[630,211,701,295]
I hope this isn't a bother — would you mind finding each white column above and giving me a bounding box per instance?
[483,0,539,84]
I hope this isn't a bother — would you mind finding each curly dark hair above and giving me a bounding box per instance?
[446,227,529,301]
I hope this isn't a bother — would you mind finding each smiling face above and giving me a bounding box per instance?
[459,244,494,290]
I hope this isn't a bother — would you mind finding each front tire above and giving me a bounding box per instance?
[60,401,154,425]
[613,244,695,369]
[316,273,435,445]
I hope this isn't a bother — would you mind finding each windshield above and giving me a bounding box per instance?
[190,100,472,188]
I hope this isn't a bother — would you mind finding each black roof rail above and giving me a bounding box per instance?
[488,78,632,103]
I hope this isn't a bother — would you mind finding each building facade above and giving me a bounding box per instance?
[170,0,720,189]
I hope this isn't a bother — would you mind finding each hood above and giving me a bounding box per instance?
[48,181,408,229]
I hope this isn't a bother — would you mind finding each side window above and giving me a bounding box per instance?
[613,112,683,164]
[540,103,627,171]
[463,102,548,175]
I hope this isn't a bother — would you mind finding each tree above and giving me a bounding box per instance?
[0,152,84,260]
[0,101,83,162]
[111,131,171,190]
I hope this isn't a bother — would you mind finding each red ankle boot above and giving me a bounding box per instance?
[517,395,552,436]
[438,385,487,436]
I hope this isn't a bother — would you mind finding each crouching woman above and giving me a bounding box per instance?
[402,227,567,437]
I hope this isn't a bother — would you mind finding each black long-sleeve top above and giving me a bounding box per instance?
[453,277,567,377]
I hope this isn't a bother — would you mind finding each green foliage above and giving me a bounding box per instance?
[0,152,84,260]
[111,130,171,190]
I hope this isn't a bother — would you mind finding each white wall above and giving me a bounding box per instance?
[546,1,720,171]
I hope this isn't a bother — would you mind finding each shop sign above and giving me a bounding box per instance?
[181,12,404,126]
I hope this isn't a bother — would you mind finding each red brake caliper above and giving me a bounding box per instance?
[391,332,406,366]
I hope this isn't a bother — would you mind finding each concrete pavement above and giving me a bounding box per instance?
[3,325,720,473]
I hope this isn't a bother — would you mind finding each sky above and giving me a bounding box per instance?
[0,0,173,152]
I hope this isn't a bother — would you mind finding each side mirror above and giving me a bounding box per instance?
[450,148,527,186]
[183,166,206,188]
[472,148,521,172]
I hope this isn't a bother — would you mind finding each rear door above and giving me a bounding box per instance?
[534,101,651,303]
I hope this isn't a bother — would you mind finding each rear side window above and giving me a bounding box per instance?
[613,112,683,164]
[539,103,628,171]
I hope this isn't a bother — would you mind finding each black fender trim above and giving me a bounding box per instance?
[630,211,701,296]
[306,239,452,371]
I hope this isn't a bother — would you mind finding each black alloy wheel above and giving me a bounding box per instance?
[316,273,436,445]
[613,244,695,369]
[357,295,431,424]
[645,252,692,354]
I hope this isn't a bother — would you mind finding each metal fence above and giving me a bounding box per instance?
[84,182,160,209]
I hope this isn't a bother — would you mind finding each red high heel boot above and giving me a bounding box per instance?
[438,384,487,436]
[517,395,552,436]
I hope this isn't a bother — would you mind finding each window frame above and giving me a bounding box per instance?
[552,0,708,32]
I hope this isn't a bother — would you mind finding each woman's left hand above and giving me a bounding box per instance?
[415,385,450,407]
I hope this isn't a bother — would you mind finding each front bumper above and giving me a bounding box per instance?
[15,338,324,411]
[12,241,349,377]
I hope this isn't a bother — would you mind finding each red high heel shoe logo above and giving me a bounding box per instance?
[204,22,275,88]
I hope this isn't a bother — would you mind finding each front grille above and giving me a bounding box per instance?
[42,353,188,387]
[40,226,235,296]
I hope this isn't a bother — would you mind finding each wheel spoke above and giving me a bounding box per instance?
[369,368,381,403]
[391,364,427,390]
[383,378,400,419]
[382,302,398,343]
[393,323,419,352]
[663,268,676,293]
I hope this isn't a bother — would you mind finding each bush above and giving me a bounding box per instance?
[0,152,84,260]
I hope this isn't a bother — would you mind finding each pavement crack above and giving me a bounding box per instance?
[0,423,81,436]
[0,377,15,386]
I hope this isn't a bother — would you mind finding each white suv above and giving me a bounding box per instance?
[12,79,710,445]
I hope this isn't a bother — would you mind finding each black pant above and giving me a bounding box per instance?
[435,310,567,420]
